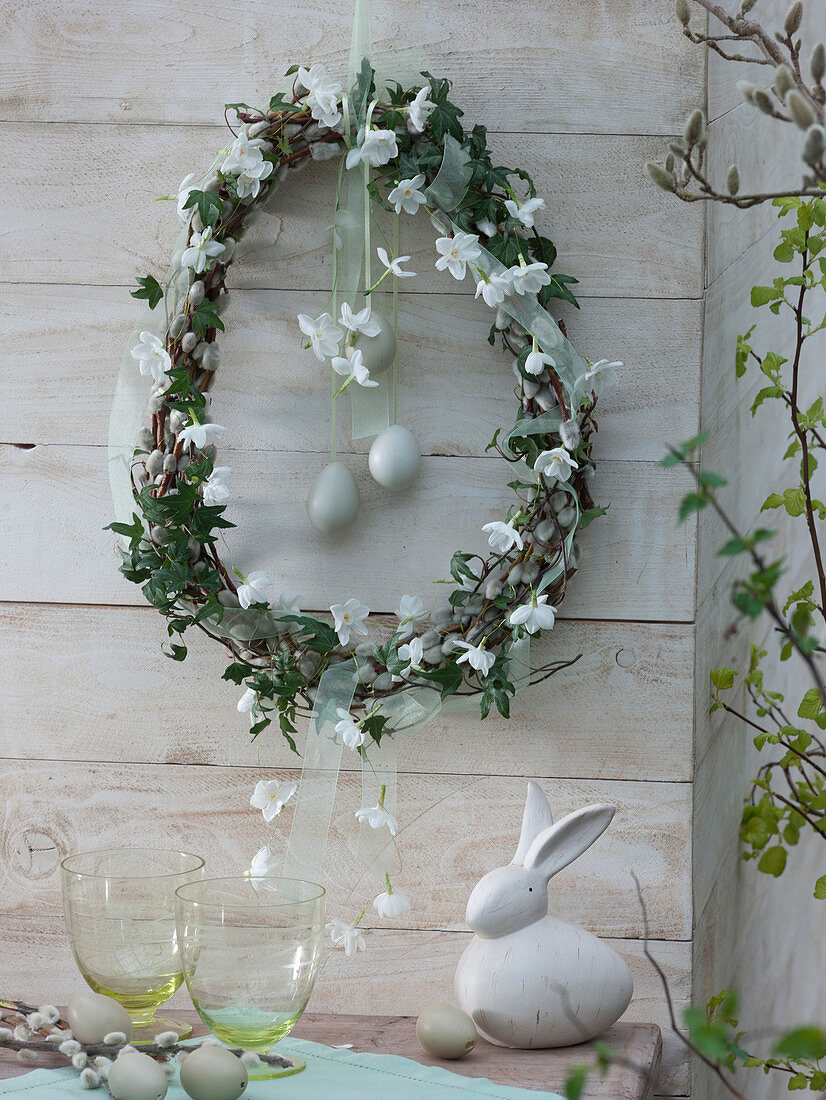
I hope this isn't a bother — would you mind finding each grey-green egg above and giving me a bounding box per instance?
[353,312,396,375]
[416,1003,477,1060]
[67,990,133,1045]
[368,425,421,491]
[179,1045,248,1100]
[107,1052,168,1100]
[307,461,360,533]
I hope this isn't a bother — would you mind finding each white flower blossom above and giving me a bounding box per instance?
[235,158,273,199]
[407,85,436,133]
[398,636,424,671]
[388,173,427,215]
[355,803,399,834]
[178,421,226,450]
[297,64,343,129]
[482,520,524,554]
[249,844,279,880]
[237,687,257,714]
[222,132,270,174]
[331,347,379,388]
[202,466,231,506]
[176,173,198,221]
[339,302,381,337]
[454,640,496,676]
[373,888,411,918]
[297,311,343,362]
[330,598,370,645]
[524,349,553,376]
[584,358,621,396]
[328,917,366,956]
[534,447,579,483]
[335,707,365,750]
[237,570,273,609]
[435,232,481,280]
[475,217,499,238]
[505,261,551,296]
[376,247,416,278]
[250,778,297,822]
[130,331,171,385]
[474,270,510,308]
[273,589,302,614]
[181,227,225,274]
[345,127,398,170]
[504,196,546,228]
[509,593,557,634]
[395,594,427,624]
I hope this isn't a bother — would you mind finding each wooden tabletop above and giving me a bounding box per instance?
[0,1011,661,1099]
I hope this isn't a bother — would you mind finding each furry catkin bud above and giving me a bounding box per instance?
[646,162,676,191]
[683,108,706,146]
[811,43,826,84]
[737,80,756,102]
[668,141,687,157]
[741,0,756,9]
[675,0,690,25]
[774,64,796,101]
[181,331,198,353]
[188,280,205,308]
[666,152,675,173]
[752,89,775,115]
[787,90,817,130]
[802,124,826,165]
[784,1,802,37]
[726,165,740,195]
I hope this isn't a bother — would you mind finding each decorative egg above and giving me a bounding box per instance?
[307,461,360,533]
[368,425,421,491]
[416,1003,477,1060]
[67,990,133,1045]
[107,1052,168,1100]
[352,312,396,375]
[179,1044,248,1100]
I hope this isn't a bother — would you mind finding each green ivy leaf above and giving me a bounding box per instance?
[131,275,164,309]
[183,189,224,228]
[813,875,826,900]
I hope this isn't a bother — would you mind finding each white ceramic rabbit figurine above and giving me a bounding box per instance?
[454,781,633,1048]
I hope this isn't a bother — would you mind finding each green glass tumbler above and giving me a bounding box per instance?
[61,848,205,1043]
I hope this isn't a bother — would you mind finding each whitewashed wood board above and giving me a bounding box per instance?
[0,443,696,619]
[0,283,701,463]
[0,917,690,1095]
[0,0,702,139]
[0,603,694,780]
[0,762,691,938]
[0,125,704,300]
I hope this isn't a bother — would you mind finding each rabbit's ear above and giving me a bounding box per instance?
[524,803,616,880]
[512,780,554,865]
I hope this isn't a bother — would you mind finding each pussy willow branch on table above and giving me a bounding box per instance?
[646,0,826,207]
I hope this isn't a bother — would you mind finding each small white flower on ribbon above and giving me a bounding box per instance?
[335,707,365,750]
[330,598,370,645]
[339,302,381,337]
[377,246,416,279]
[534,447,578,483]
[178,422,226,450]
[328,917,366,956]
[388,174,427,215]
[297,64,343,129]
[584,359,622,396]
[345,127,399,170]
[504,196,546,228]
[407,85,435,133]
[505,261,551,296]
[250,778,297,823]
[181,227,225,274]
[454,640,496,676]
[524,349,554,376]
[237,687,257,714]
[249,844,279,880]
[435,232,481,280]
[331,347,379,388]
[235,159,273,199]
[398,636,424,672]
[237,570,273,609]
[202,466,231,506]
[130,331,171,385]
[355,803,399,835]
[482,520,524,554]
[373,886,411,918]
[395,594,427,624]
[297,311,343,361]
[222,132,270,174]
[474,270,510,308]
[509,593,557,634]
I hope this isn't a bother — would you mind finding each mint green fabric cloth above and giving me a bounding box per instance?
[1,1036,564,1098]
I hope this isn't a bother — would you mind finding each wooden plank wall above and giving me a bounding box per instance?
[693,3,826,1098]
[0,2,704,1095]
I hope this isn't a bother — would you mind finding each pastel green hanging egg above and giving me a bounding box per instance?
[307,461,360,533]
[368,425,421,491]
[352,312,396,376]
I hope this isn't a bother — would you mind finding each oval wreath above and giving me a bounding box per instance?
[112,64,618,750]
